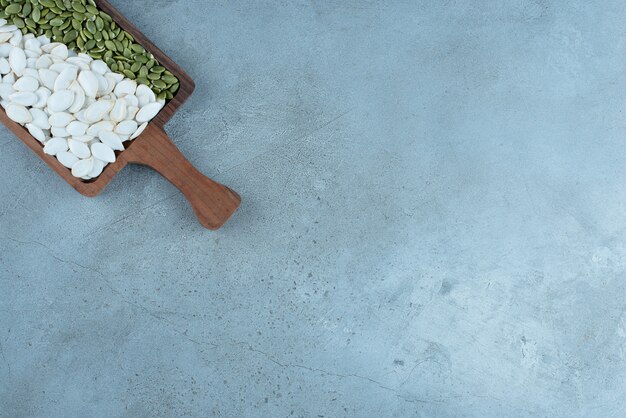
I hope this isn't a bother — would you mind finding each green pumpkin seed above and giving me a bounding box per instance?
[122,69,135,79]
[169,83,179,93]
[84,38,95,49]
[151,65,165,74]
[104,40,116,51]
[85,4,97,14]
[153,79,166,89]
[147,72,161,81]
[156,91,167,101]
[71,1,85,13]
[162,75,177,84]
[85,19,95,33]
[99,11,111,21]
[25,18,36,28]
[62,29,77,42]
[6,4,22,14]
[22,3,32,17]
[13,17,25,28]
[49,17,63,26]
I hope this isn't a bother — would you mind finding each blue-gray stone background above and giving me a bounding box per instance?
[1,1,626,416]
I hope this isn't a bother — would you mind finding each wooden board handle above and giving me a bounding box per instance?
[125,124,240,230]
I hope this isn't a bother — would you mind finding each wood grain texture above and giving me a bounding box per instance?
[0,0,240,230]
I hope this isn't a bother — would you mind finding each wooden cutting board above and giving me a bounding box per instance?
[0,0,240,230]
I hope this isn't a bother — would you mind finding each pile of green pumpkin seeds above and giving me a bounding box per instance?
[0,0,179,100]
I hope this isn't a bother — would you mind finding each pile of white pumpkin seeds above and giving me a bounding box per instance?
[0,0,179,100]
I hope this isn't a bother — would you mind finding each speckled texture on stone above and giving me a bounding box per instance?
[1,0,626,417]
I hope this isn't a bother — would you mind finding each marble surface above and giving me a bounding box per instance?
[1,0,625,416]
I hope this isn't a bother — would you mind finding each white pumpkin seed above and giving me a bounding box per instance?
[109,98,127,122]
[84,99,113,123]
[57,151,78,168]
[8,47,26,76]
[50,44,68,60]
[35,55,52,70]
[49,112,74,128]
[0,44,11,58]
[9,91,38,106]
[53,67,77,92]
[67,81,85,114]
[0,82,14,100]
[26,123,45,142]
[130,122,148,140]
[91,142,116,163]
[38,69,58,90]
[43,137,68,156]
[71,158,93,178]
[124,94,139,107]
[22,68,39,79]
[3,73,14,84]
[13,76,39,92]
[0,57,10,75]
[6,103,32,123]
[33,87,50,108]
[78,70,98,98]
[95,73,109,96]
[24,38,40,52]
[98,130,125,151]
[10,31,23,47]
[126,106,139,120]
[91,60,108,75]
[51,126,69,138]
[68,139,91,159]
[88,158,105,178]
[114,79,136,97]
[30,108,50,130]
[66,121,88,136]
[135,102,162,123]
[115,120,138,136]
[0,24,17,33]
[87,120,115,136]
[47,89,74,112]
